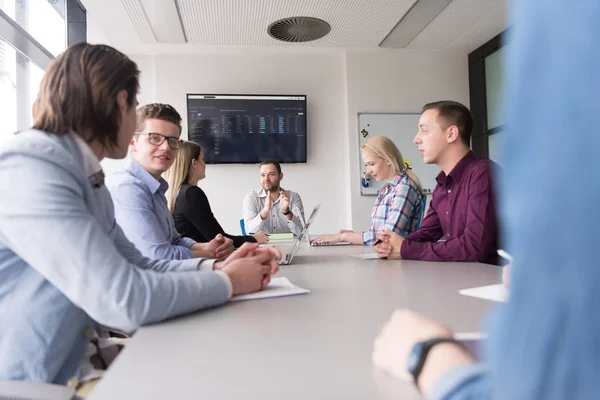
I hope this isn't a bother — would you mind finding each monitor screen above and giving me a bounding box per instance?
[187,94,307,164]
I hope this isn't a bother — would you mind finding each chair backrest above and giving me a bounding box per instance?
[415,195,427,230]
[0,381,75,400]
[240,218,246,236]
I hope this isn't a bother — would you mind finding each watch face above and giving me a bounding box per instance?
[407,343,423,374]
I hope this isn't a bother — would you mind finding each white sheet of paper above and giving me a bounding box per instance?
[348,253,380,260]
[231,277,310,302]
[459,284,508,303]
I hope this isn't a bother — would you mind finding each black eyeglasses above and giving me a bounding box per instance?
[135,132,183,150]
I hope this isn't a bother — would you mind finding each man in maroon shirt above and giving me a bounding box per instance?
[374,101,499,264]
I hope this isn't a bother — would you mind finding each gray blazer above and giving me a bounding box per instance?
[0,130,230,384]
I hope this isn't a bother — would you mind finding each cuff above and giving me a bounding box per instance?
[178,258,206,272]
[214,270,233,299]
[400,238,410,259]
[197,258,218,271]
[362,230,374,245]
[180,237,197,248]
[429,363,489,400]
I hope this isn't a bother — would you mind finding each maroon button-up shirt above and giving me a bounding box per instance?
[401,151,499,264]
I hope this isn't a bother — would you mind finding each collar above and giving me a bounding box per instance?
[71,133,102,178]
[436,151,476,185]
[258,187,285,203]
[71,133,105,188]
[125,157,168,194]
[379,173,405,195]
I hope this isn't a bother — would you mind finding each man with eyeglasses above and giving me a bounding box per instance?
[107,103,234,262]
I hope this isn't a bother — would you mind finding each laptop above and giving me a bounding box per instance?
[296,205,351,247]
[277,229,305,265]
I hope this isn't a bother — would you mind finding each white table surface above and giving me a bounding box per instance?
[90,243,501,400]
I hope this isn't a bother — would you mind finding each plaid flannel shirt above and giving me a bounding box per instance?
[362,173,423,245]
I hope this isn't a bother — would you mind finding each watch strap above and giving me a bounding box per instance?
[410,338,465,389]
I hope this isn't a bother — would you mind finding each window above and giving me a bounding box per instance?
[0,0,84,143]
[1,0,67,56]
[485,45,510,131]
[0,37,18,144]
[468,30,510,165]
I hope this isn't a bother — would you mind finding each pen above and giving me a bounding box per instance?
[497,249,513,262]
[249,232,270,236]
[372,230,387,246]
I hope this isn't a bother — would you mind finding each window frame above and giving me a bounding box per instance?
[0,0,86,135]
[468,30,507,159]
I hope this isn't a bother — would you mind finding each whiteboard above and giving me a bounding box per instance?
[358,113,439,196]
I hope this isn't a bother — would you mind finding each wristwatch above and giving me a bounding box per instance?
[407,337,465,389]
[282,209,292,215]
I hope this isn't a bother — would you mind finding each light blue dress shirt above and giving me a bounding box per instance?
[431,0,600,399]
[106,158,196,260]
[0,130,230,385]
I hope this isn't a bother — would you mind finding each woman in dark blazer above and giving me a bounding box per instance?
[164,141,268,247]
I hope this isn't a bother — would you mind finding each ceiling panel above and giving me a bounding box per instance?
[176,0,417,47]
[94,0,507,53]
[407,0,505,49]
[121,0,157,43]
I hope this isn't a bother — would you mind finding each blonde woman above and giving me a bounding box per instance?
[313,136,424,245]
[164,141,269,247]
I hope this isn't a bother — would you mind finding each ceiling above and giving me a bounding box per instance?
[83,0,508,54]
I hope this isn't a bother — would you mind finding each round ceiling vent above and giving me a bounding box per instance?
[268,17,331,43]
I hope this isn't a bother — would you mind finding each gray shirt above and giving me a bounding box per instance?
[243,188,305,236]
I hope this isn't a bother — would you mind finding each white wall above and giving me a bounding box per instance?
[100,49,470,236]
[345,50,469,231]
[103,52,350,235]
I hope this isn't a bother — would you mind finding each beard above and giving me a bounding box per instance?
[264,182,280,193]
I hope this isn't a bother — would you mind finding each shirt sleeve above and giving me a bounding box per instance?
[113,220,201,272]
[401,168,495,262]
[383,183,420,235]
[429,364,491,400]
[288,192,305,237]
[243,192,266,234]
[109,178,194,260]
[0,152,230,333]
[174,235,196,250]
[362,230,375,245]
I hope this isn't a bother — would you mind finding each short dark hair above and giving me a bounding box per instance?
[422,101,473,146]
[136,103,182,135]
[32,43,139,149]
[260,160,282,175]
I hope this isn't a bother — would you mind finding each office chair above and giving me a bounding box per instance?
[416,195,427,230]
[0,381,75,400]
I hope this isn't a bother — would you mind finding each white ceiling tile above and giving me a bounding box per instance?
[407,0,505,49]
[177,0,417,47]
[121,0,157,43]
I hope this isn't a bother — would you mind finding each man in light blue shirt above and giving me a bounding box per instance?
[372,1,600,399]
[107,103,234,261]
[0,43,280,387]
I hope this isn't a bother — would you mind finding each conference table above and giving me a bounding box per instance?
[90,241,502,399]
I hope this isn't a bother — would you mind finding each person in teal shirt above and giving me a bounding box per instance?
[372,0,600,399]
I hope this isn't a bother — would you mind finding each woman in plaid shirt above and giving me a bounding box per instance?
[313,136,424,245]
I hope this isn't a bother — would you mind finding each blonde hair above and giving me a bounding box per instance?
[163,141,202,212]
[360,136,423,193]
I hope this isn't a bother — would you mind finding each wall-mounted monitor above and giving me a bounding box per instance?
[186,94,307,164]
